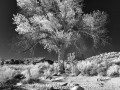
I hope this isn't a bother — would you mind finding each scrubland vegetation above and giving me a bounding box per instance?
[5,0,111,89]
[0,52,120,90]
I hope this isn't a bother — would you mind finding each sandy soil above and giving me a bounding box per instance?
[19,75,120,90]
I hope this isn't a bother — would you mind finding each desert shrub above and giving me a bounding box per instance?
[80,65,98,76]
[77,61,93,71]
[43,65,54,79]
[21,63,44,84]
[89,65,98,76]
[77,61,94,76]
[21,62,53,83]
[107,64,120,77]
[0,66,19,87]
[53,62,59,74]
[30,64,42,79]
[67,52,75,62]
[69,62,80,76]
[70,52,120,76]
[38,62,54,78]
[53,62,64,75]
[64,62,71,74]
[21,68,31,84]
[95,61,111,76]
[97,66,107,76]
[67,52,81,76]
[76,60,109,76]
[76,59,109,76]
[111,58,120,65]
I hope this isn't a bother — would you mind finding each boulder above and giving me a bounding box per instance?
[70,84,84,90]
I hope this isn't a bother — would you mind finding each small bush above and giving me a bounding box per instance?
[79,65,98,76]
[21,69,31,83]
[43,65,54,78]
[21,63,44,84]
[107,64,120,77]
[76,60,109,76]
[97,66,107,76]
[77,61,93,71]
[64,62,71,73]
[89,65,98,76]
[77,61,94,76]
[70,62,80,76]
[53,62,61,75]
[21,62,53,83]
[30,63,44,79]
[67,52,75,62]
[0,66,19,87]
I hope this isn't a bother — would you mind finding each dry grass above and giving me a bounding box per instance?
[76,61,95,76]
[52,62,60,74]
[76,60,111,76]
[1,52,120,89]
[107,64,120,77]
[75,52,120,77]
[0,66,20,87]
[77,61,93,71]
[20,62,54,84]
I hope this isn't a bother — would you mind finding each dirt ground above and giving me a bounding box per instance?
[19,75,120,90]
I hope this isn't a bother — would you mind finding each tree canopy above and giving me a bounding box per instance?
[13,0,109,60]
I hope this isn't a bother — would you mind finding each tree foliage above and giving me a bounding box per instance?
[13,0,109,59]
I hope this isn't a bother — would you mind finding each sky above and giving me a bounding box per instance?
[0,0,120,60]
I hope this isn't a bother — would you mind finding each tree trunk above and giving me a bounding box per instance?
[58,46,65,74]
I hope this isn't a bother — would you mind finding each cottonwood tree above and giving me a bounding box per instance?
[13,0,109,73]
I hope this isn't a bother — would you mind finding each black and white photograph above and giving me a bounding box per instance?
[0,0,120,90]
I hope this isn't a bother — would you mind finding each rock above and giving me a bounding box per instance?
[61,83,68,86]
[52,73,60,76]
[97,77,110,82]
[16,82,23,86]
[51,77,65,82]
[14,74,25,80]
[70,84,84,90]
[49,87,60,90]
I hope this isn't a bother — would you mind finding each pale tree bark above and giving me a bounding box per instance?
[57,45,66,74]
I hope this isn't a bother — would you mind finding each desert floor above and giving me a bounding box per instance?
[19,75,120,90]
